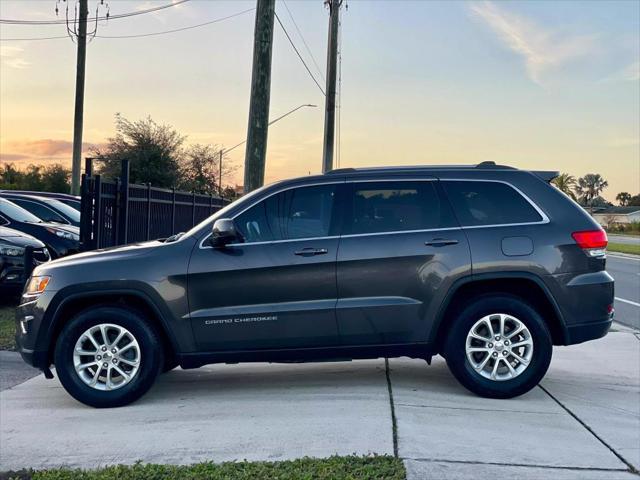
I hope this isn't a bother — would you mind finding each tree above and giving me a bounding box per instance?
[629,194,640,207]
[41,164,71,193]
[22,165,45,192]
[552,173,577,200]
[603,214,619,230]
[616,192,632,206]
[179,144,237,195]
[94,114,185,188]
[575,174,609,213]
[0,163,21,189]
[0,163,70,193]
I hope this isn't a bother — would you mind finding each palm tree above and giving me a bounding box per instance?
[576,174,609,213]
[552,173,577,200]
[616,192,632,206]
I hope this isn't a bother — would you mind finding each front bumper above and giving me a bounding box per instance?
[14,291,57,370]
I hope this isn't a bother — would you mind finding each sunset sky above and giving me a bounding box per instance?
[1,0,638,200]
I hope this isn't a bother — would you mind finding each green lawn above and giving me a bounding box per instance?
[608,242,640,256]
[0,305,16,351]
[2,456,405,480]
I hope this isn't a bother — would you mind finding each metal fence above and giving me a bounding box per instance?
[80,159,228,251]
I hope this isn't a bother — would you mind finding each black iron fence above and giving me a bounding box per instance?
[80,159,229,251]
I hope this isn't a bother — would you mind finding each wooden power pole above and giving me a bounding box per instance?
[243,0,275,194]
[70,0,88,195]
[321,0,342,173]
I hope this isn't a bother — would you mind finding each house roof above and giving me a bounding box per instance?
[593,206,640,215]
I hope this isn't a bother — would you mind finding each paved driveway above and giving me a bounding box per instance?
[1,328,639,479]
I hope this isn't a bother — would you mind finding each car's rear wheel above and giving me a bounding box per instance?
[444,294,552,398]
[54,306,163,408]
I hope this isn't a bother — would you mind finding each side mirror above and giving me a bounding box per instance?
[210,218,239,248]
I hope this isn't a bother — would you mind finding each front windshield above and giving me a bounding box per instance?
[180,185,270,241]
[0,198,43,223]
[44,198,81,222]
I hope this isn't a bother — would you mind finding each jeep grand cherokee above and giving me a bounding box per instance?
[16,163,614,407]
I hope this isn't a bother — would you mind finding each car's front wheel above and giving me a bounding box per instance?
[444,294,552,398]
[54,306,163,408]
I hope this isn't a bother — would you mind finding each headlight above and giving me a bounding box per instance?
[24,275,51,296]
[45,227,79,241]
[0,243,25,257]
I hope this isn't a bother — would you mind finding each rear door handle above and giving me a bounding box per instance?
[425,238,459,247]
[294,247,328,256]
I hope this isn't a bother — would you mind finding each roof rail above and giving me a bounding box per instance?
[325,167,357,175]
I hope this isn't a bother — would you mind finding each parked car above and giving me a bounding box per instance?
[0,227,50,294]
[16,163,613,408]
[0,193,80,227]
[0,190,81,210]
[0,198,80,258]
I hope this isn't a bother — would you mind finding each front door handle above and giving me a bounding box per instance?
[425,238,459,247]
[294,247,328,256]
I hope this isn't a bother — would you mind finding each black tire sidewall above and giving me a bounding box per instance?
[445,294,552,399]
[54,306,163,408]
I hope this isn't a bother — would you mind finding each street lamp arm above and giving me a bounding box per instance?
[221,103,317,155]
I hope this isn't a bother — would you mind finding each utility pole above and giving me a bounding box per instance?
[70,0,88,195]
[321,0,342,173]
[243,0,275,194]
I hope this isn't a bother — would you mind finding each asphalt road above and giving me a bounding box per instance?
[608,254,640,329]
[609,235,640,246]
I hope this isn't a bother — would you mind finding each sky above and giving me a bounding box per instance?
[0,0,638,200]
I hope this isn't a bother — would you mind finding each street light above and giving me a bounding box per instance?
[217,104,317,196]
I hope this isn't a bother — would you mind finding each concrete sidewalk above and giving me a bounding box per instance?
[1,330,638,479]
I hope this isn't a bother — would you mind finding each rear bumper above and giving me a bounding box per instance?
[566,319,612,345]
[547,269,614,346]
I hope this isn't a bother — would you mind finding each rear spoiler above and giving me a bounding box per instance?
[531,170,559,183]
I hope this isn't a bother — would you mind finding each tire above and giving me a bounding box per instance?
[444,294,552,399]
[54,305,164,408]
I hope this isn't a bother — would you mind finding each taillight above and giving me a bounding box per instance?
[572,230,608,257]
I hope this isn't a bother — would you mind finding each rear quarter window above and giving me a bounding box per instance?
[443,181,543,226]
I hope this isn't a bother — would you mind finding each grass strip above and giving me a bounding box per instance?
[0,306,16,351]
[608,243,640,256]
[2,455,406,480]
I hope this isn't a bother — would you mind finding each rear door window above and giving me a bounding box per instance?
[345,181,457,235]
[442,181,543,226]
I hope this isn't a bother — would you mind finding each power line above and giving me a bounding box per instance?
[281,0,325,81]
[0,35,68,41]
[0,0,190,25]
[0,8,255,42]
[96,8,255,39]
[274,11,325,97]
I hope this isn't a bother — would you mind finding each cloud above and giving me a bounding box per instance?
[0,153,30,162]
[469,1,596,85]
[602,61,640,83]
[2,139,105,161]
[6,139,73,157]
[0,45,31,69]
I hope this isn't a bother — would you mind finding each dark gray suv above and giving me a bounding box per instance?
[16,163,614,407]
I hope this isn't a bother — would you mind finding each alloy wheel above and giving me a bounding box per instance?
[73,323,141,391]
[465,313,534,381]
